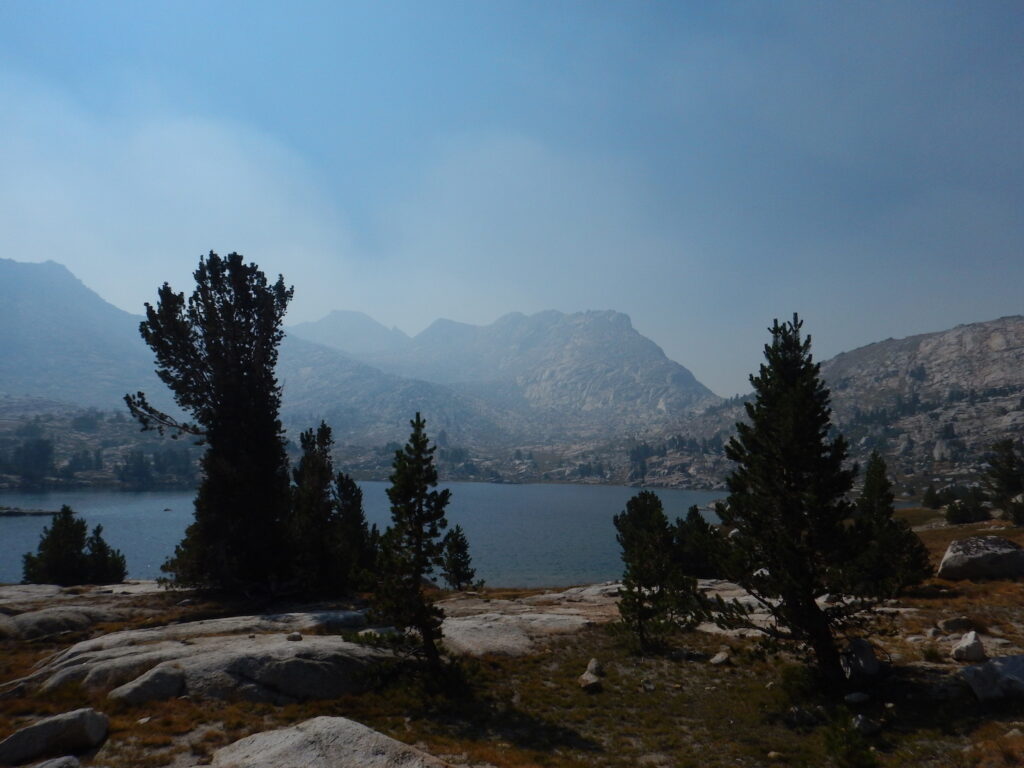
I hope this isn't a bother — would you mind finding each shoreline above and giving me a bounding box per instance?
[0,506,60,517]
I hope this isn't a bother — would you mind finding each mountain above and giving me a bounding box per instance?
[288,310,411,357]
[0,259,159,408]
[821,316,1024,473]
[292,308,719,437]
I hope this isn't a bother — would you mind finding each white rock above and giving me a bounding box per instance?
[209,716,450,767]
[578,670,602,692]
[0,708,108,766]
[952,631,988,663]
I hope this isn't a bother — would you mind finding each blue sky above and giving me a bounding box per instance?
[1,1,1021,395]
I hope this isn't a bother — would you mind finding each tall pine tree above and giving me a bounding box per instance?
[375,413,453,668]
[126,252,293,593]
[716,315,856,687]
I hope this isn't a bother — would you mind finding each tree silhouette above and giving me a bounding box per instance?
[127,252,293,592]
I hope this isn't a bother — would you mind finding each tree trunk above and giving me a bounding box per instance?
[803,603,845,689]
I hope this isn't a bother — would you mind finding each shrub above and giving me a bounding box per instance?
[23,505,126,585]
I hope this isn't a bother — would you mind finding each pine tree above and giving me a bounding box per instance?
[441,524,476,591]
[716,315,856,687]
[673,505,723,579]
[126,252,293,593]
[289,422,341,594]
[845,452,931,597]
[984,439,1024,523]
[922,484,941,510]
[336,470,379,590]
[85,524,128,584]
[23,506,126,585]
[614,491,700,650]
[374,413,452,668]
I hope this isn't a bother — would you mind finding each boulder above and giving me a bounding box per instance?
[108,666,185,705]
[952,631,987,662]
[962,655,1024,701]
[578,670,602,692]
[208,716,450,767]
[709,651,731,666]
[936,536,1024,580]
[0,708,107,766]
[29,758,80,768]
[841,638,880,682]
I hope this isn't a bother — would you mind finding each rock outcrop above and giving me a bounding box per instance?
[0,708,107,766]
[208,716,450,768]
[936,536,1024,580]
[3,610,386,705]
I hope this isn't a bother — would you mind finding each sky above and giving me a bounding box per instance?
[0,1,1021,396]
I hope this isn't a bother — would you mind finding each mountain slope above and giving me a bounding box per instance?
[0,259,159,407]
[288,310,411,357]
[821,316,1024,470]
[294,309,720,437]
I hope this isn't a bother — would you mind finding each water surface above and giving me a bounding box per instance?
[0,483,722,587]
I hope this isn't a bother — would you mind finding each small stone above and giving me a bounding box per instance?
[1005,728,1023,739]
[844,692,870,704]
[767,752,784,761]
[925,627,941,638]
[177,598,194,607]
[578,670,602,692]
[709,651,731,666]
[286,632,303,642]
[641,679,656,692]
[136,716,151,725]
[851,714,881,735]
[586,658,604,677]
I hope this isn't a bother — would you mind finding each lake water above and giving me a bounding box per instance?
[0,484,722,588]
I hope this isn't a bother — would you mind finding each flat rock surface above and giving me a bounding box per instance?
[208,716,450,768]
[6,611,386,704]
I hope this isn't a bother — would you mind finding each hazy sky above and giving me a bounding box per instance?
[1,2,1021,396]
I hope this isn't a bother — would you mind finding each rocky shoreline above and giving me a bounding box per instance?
[0,506,60,517]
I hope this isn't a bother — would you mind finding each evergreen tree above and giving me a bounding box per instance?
[716,315,857,687]
[614,491,700,651]
[673,505,723,579]
[23,506,126,585]
[845,452,931,597]
[922,484,941,510]
[441,524,476,591]
[85,524,128,584]
[289,422,341,594]
[336,470,379,589]
[126,252,293,593]
[374,413,452,668]
[984,439,1024,524]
